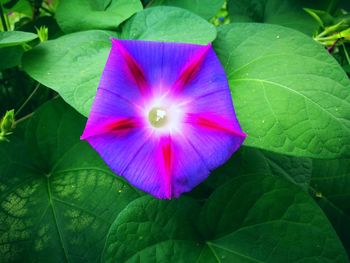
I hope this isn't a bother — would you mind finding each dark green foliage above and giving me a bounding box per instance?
[1,0,350,262]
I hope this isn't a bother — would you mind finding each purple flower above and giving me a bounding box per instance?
[81,39,246,199]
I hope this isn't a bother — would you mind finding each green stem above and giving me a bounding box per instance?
[315,33,341,42]
[342,44,350,66]
[4,7,10,30]
[145,0,157,8]
[15,112,34,125]
[315,21,345,39]
[0,4,8,31]
[15,83,40,117]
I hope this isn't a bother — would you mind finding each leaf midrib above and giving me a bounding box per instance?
[234,78,350,133]
[230,52,337,79]
[46,177,70,263]
[207,241,265,263]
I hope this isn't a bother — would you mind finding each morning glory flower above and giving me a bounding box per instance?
[81,39,246,199]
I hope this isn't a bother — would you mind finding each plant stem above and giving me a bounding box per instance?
[315,33,341,42]
[342,44,350,66]
[15,112,34,125]
[145,0,156,8]
[0,4,8,31]
[4,7,10,30]
[15,83,40,117]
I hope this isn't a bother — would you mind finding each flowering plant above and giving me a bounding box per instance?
[1,0,350,262]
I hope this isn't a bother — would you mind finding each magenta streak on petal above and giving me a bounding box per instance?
[112,40,150,96]
[172,44,211,92]
[80,117,141,140]
[160,136,173,199]
[106,118,140,132]
[185,113,246,138]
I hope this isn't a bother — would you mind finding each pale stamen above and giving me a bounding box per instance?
[148,107,168,128]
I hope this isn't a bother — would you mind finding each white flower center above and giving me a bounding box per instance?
[148,107,168,128]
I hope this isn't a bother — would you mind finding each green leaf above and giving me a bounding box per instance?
[55,0,143,33]
[149,0,224,19]
[102,196,202,262]
[191,146,311,201]
[202,147,350,256]
[210,146,311,191]
[227,0,330,35]
[310,158,350,256]
[22,30,115,117]
[22,8,216,117]
[120,6,217,44]
[0,31,37,47]
[0,45,24,70]
[214,23,350,158]
[303,8,335,28]
[0,99,140,262]
[103,174,349,262]
[3,0,33,17]
[199,175,349,262]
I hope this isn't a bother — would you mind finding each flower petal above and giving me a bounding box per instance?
[82,39,246,199]
[169,134,210,197]
[112,40,150,96]
[85,130,173,199]
[172,44,211,92]
[83,128,154,185]
[182,89,244,134]
[176,46,230,100]
[113,39,211,96]
[81,87,142,139]
[84,129,211,198]
[183,113,246,170]
[120,133,210,198]
[100,40,150,103]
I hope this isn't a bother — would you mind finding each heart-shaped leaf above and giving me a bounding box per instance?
[205,147,350,257]
[214,23,350,158]
[119,6,217,43]
[0,99,140,262]
[102,174,349,262]
[56,0,143,33]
